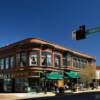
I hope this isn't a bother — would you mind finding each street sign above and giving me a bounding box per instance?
[86,27,100,35]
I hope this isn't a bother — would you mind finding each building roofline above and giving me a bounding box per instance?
[0,37,96,59]
[29,38,96,59]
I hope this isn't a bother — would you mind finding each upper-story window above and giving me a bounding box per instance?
[77,58,81,68]
[16,53,20,67]
[10,56,14,68]
[5,57,9,69]
[0,59,4,69]
[42,52,52,67]
[73,57,86,69]
[16,52,27,67]
[21,52,27,67]
[79,59,83,68]
[73,57,77,67]
[67,54,72,66]
[47,54,52,66]
[62,54,67,67]
[81,59,87,67]
[42,52,47,66]
[29,50,40,66]
[54,55,60,67]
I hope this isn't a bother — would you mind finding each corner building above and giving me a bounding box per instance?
[0,38,96,92]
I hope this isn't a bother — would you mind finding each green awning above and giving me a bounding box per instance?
[64,71,80,78]
[46,72,63,79]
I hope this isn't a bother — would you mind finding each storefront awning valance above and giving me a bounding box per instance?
[64,71,80,78]
[46,72,63,79]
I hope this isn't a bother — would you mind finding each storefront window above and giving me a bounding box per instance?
[15,78,28,92]
[54,55,60,67]
[28,78,40,92]
[29,51,38,66]
[0,59,4,69]
[5,57,9,69]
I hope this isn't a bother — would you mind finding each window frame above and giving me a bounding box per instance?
[54,54,61,67]
[0,58,4,70]
[9,56,14,68]
[41,52,52,67]
[5,57,9,69]
[62,54,67,67]
[29,50,39,66]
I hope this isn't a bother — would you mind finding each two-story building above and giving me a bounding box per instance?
[0,38,96,92]
[96,66,100,87]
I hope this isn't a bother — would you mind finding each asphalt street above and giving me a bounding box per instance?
[21,91,100,100]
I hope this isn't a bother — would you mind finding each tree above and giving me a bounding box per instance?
[79,64,96,84]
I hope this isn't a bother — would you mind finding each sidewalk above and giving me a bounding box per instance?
[0,88,100,100]
[73,87,100,93]
[0,92,56,100]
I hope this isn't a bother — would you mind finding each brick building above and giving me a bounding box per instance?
[0,38,96,92]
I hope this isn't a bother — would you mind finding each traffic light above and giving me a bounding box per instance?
[76,25,86,40]
[72,25,86,40]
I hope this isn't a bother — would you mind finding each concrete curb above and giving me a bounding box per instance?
[0,89,100,100]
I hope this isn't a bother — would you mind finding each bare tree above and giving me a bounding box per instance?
[79,64,96,84]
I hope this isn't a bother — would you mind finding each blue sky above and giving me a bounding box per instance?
[0,0,100,65]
